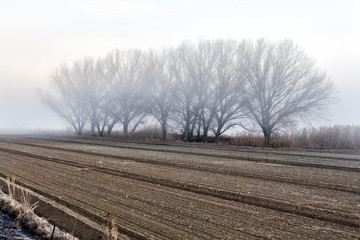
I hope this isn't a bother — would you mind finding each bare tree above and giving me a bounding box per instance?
[171,40,220,142]
[40,63,88,135]
[146,49,177,140]
[212,40,246,143]
[171,40,245,142]
[240,39,335,146]
[191,40,218,142]
[70,57,115,136]
[106,49,149,137]
[169,42,198,141]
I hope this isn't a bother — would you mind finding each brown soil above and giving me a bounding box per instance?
[0,136,359,239]
[0,178,129,240]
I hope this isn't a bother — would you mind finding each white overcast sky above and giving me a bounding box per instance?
[0,0,359,131]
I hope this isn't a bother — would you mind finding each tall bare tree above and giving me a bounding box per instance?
[146,49,177,140]
[106,49,149,137]
[171,40,245,142]
[71,57,115,136]
[40,63,88,135]
[191,40,218,142]
[169,42,198,141]
[240,39,335,146]
[171,40,220,142]
[212,40,246,143]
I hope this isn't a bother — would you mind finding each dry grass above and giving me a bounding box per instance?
[111,126,162,140]
[94,124,360,150]
[19,186,38,217]
[228,125,360,149]
[0,176,78,240]
[86,125,180,142]
[6,175,16,199]
[101,214,131,240]
[102,214,119,240]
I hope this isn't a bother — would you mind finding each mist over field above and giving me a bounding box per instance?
[1,2,360,239]
[0,0,359,134]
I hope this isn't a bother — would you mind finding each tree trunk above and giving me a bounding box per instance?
[182,116,190,141]
[214,135,219,143]
[123,122,129,138]
[181,130,186,141]
[264,133,271,147]
[99,127,105,137]
[214,127,222,144]
[162,124,167,141]
[96,124,101,136]
[202,130,208,142]
[188,116,197,142]
[90,122,95,134]
[107,125,114,136]
[197,118,201,142]
[106,120,117,136]
[90,119,96,134]
[202,124,210,142]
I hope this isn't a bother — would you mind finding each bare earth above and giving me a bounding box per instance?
[0,136,359,239]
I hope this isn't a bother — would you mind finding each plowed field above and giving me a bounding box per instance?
[0,136,359,239]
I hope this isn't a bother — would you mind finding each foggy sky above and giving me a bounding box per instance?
[0,0,359,131]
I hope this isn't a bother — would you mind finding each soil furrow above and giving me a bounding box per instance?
[0,146,359,229]
[0,154,268,239]
[24,137,360,162]
[2,141,359,194]
[24,136,360,162]
[11,140,360,170]
[1,156,352,240]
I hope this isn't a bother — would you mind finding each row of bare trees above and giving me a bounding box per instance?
[41,39,335,145]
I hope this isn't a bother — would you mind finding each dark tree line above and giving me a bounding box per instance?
[40,39,335,145]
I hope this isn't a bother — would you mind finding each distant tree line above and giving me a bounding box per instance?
[40,39,335,145]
